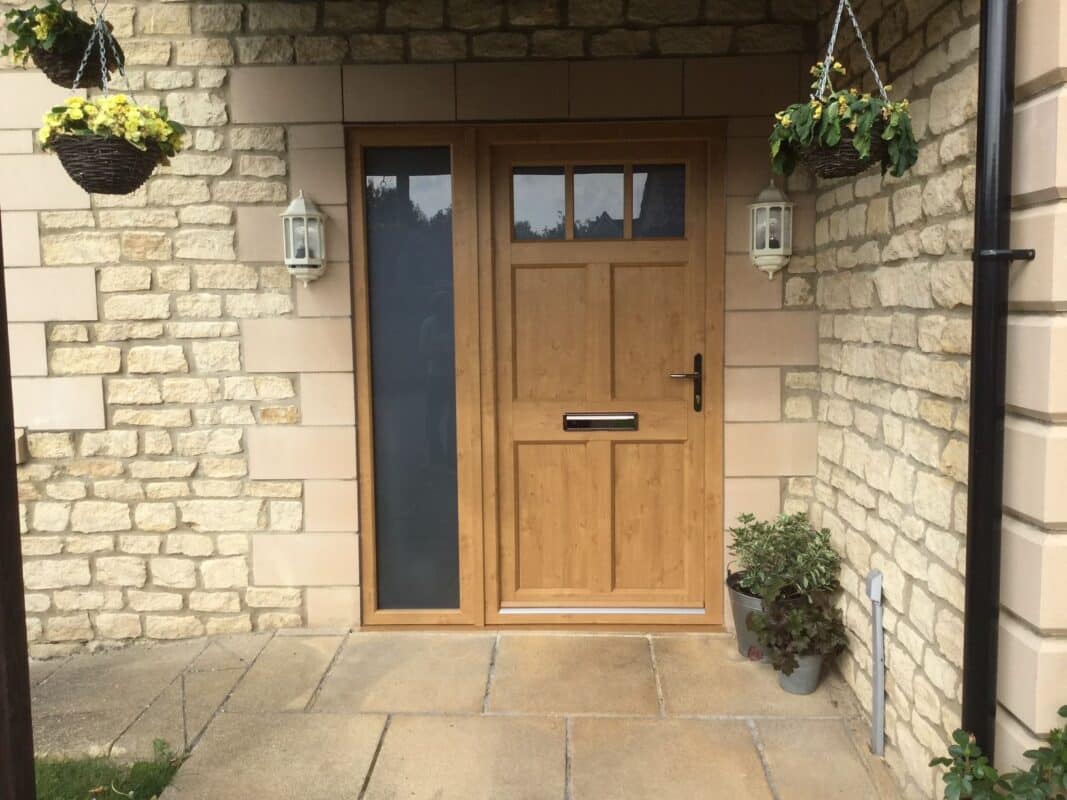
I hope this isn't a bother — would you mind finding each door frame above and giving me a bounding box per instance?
[347,121,726,629]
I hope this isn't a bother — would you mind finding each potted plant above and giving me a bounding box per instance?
[770,60,918,180]
[39,95,185,195]
[749,587,847,694]
[2,0,123,89]
[727,512,841,659]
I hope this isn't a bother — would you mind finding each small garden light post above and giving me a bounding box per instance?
[749,182,793,279]
[281,191,326,286]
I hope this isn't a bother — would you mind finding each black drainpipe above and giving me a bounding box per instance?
[962,0,1034,754]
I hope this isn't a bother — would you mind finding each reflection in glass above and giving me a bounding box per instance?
[633,164,686,238]
[574,166,624,239]
[364,147,459,610]
[513,167,565,240]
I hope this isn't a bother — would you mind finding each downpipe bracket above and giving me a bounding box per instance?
[972,248,1036,262]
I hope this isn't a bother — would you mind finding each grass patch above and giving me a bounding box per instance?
[35,740,182,800]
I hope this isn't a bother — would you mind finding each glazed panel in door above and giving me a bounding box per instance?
[492,140,709,616]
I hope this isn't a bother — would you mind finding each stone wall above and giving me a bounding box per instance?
[1,0,823,657]
[996,0,1067,776]
[808,0,980,797]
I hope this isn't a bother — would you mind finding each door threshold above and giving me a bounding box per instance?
[498,606,707,616]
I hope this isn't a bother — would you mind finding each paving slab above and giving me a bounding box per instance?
[188,633,271,672]
[29,658,66,687]
[161,712,385,800]
[653,635,842,717]
[112,679,185,762]
[32,640,205,758]
[570,717,775,800]
[314,633,495,713]
[183,669,245,745]
[758,718,884,799]
[363,715,565,800]
[488,634,659,715]
[225,635,342,712]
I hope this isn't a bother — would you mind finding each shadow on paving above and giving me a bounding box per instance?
[29,631,902,799]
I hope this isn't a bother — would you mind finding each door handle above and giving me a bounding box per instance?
[669,354,703,412]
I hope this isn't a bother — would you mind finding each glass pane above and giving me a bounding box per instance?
[513,167,565,240]
[574,166,624,239]
[632,164,685,238]
[293,218,307,259]
[307,219,321,260]
[755,207,767,250]
[769,207,783,249]
[364,146,459,610]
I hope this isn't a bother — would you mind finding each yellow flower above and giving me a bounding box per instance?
[781,115,792,128]
[813,104,823,120]
[65,97,85,108]
[66,107,84,121]
[848,119,858,132]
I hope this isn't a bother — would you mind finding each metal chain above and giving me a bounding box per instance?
[814,0,890,103]
[70,0,136,100]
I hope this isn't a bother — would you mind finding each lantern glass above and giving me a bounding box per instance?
[754,206,767,250]
[307,219,321,260]
[283,217,293,259]
[768,207,782,249]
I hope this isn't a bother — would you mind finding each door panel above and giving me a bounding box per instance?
[490,136,714,620]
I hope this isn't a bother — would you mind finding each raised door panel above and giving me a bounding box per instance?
[513,266,588,402]
[514,442,596,593]
[612,442,686,592]
[612,264,687,401]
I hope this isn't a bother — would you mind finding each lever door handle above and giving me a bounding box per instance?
[668,354,703,412]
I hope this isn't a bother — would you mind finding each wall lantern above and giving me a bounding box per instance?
[749,182,793,279]
[281,190,326,285]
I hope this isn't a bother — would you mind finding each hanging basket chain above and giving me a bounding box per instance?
[69,0,135,99]
[813,0,890,104]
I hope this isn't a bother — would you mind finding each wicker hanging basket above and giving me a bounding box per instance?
[29,19,122,90]
[50,136,163,195]
[798,0,892,180]
[797,120,889,180]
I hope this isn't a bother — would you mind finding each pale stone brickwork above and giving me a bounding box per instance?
[995,0,1067,777]
[0,1,824,657]
[808,0,980,796]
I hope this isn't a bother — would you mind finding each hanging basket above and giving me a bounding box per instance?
[50,135,163,195]
[29,19,123,89]
[796,120,888,180]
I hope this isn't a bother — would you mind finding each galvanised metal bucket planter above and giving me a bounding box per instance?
[726,571,765,661]
[777,655,823,695]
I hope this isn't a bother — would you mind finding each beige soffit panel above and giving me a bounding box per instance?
[997,614,1067,734]
[724,368,781,422]
[1006,314,1067,417]
[725,311,818,366]
[342,64,455,122]
[685,55,800,117]
[8,323,47,376]
[1003,414,1067,526]
[1012,87,1067,206]
[1001,515,1067,630]
[0,72,83,130]
[300,373,356,426]
[242,318,354,373]
[0,155,90,210]
[569,59,683,119]
[996,706,1046,772]
[725,254,782,311]
[1009,202,1067,308]
[0,131,33,155]
[289,148,347,205]
[306,587,361,628]
[723,478,781,527]
[253,533,359,586]
[304,480,359,532]
[12,376,105,430]
[457,61,568,120]
[723,422,817,477]
[247,426,357,480]
[0,210,41,266]
[5,267,98,322]
[296,261,352,318]
[288,124,344,149]
[230,66,343,124]
[1015,0,1067,100]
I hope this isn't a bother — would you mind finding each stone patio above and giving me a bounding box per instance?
[29,631,902,799]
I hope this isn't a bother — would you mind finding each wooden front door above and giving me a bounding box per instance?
[483,129,724,626]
